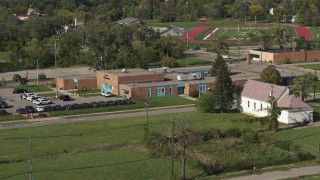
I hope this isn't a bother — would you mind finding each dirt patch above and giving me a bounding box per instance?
[76,142,148,153]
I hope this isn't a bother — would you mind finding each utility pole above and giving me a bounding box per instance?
[171,119,175,178]
[318,138,320,163]
[144,103,149,126]
[29,137,33,180]
[55,37,58,98]
[187,30,189,67]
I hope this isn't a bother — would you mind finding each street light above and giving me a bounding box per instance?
[144,103,149,126]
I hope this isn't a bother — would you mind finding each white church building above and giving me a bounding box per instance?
[239,80,313,124]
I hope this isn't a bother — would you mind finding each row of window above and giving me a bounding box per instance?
[247,101,263,111]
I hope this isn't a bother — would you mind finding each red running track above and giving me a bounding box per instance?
[294,26,313,40]
[181,26,215,42]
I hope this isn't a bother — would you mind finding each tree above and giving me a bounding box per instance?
[175,118,199,180]
[291,73,319,100]
[210,35,229,55]
[260,65,281,85]
[160,56,179,68]
[197,93,216,113]
[267,95,280,132]
[213,55,234,113]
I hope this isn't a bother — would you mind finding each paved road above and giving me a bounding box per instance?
[228,165,320,180]
[0,106,196,130]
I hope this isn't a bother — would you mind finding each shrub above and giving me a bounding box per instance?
[197,93,216,113]
[241,130,259,143]
[12,74,21,82]
[189,90,199,97]
[283,57,291,64]
[199,160,224,175]
[38,73,47,80]
[224,128,241,138]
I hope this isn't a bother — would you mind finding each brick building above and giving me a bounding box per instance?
[248,49,320,64]
[56,74,97,91]
[96,67,214,99]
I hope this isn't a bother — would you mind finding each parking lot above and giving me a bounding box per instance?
[0,88,121,114]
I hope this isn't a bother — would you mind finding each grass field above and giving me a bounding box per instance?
[297,64,320,70]
[179,57,212,67]
[0,108,318,179]
[0,111,253,179]
[148,57,212,68]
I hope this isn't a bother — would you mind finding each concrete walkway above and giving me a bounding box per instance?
[228,165,320,180]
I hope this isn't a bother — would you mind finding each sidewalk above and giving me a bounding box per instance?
[228,165,320,180]
[179,94,197,101]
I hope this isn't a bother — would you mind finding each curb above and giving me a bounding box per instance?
[0,104,196,124]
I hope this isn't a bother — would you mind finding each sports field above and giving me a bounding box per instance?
[180,23,314,45]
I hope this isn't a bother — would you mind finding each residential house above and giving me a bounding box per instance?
[239,80,313,124]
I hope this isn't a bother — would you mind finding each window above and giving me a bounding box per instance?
[148,87,152,98]
[254,102,256,109]
[157,88,165,94]
[247,101,250,107]
[169,85,173,95]
[260,104,263,111]
[199,86,206,93]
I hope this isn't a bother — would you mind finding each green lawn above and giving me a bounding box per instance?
[309,27,320,40]
[296,64,320,70]
[149,57,212,68]
[0,107,318,179]
[179,57,212,67]
[0,111,254,179]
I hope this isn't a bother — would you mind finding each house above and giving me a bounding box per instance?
[117,18,143,25]
[239,80,313,124]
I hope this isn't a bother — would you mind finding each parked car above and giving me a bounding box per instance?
[101,92,113,97]
[192,46,200,50]
[43,105,53,112]
[0,109,8,116]
[62,104,73,110]
[79,103,90,109]
[35,98,52,105]
[12,88,28,94]
[72,103,81,109]
[35,106,45,112]
[16,108,26,114]
[59,95,71,101]
[22,93,33,99]
[25,105,36,113]
[52,105,63,111]
[27,95,40,101]
[123,99,134,105]
[89,102,100,108]
[0,101,8,108]
[32,97,45,104]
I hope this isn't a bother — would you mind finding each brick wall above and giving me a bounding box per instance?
[259,50,320,64]
[56,77,97,90]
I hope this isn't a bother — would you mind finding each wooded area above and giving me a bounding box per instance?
[1,0,320,70]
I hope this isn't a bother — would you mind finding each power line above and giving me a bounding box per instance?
[0,157,159,179]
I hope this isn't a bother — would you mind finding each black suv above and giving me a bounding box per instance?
[0,101,8,108]
[59,95,71,101]
[0,109,8,116]
[12,88,28,94]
